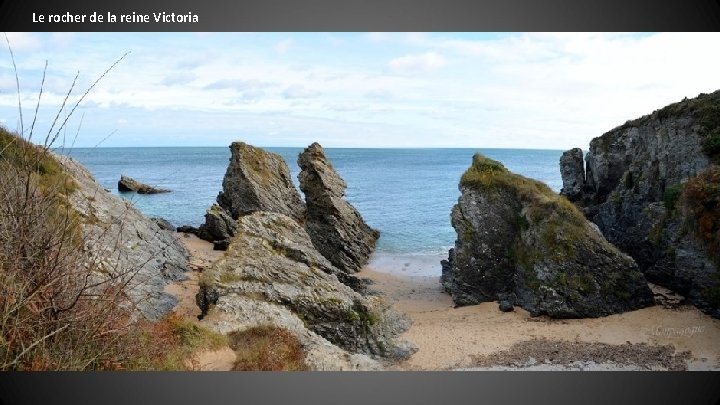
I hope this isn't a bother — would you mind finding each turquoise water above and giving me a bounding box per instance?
[62,147,563,258]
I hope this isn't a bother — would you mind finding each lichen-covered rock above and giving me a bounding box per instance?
[57,156,190,321]
[298,142,379,273]
[560,90,720,318]
[559,148,586,201]
[441,154,654,318]
[198,211,415,366]
[217,142,305,221]
[117,175,170,194]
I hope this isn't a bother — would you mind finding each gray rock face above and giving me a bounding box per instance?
[559,90,720,318]
[196,204,237,247]
[151,217,175,231]
[118,175,170,194]
[57,156,191,321]
[217,142,305,221]
[298,143,379,273]
[559,148,586,201]
[198,211,415,364]
[441,154,654,318]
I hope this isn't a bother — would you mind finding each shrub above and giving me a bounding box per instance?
[662,184,684,212]
[229,325,307,371]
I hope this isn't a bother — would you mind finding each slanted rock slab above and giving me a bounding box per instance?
[198,211,415,364]
[217,141,305,221]
[298,142,379,273]
[118,175,171,194]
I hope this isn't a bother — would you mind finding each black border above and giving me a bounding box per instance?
[0,0,719,31]
[1,372,720,404]
[1,1,720,404]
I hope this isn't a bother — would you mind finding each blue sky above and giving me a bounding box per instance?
[1,32,719,149]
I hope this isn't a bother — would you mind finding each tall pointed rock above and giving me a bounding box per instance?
[298,143,379,273]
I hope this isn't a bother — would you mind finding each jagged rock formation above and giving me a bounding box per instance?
[197,204,237,243]
[218,142,305,221]
[298,143,379,273]
[117,175,170,194]
[197,142,305,248]
[559,148,586,200]
[559,90,720,318]
[197,211,415,369]
[57,156,191,320]
[441,154,654,318]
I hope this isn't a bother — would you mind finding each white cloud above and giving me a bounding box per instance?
[274,39,293,54]
[389,52,447,72]
[282,84,320,99]
[3,33,41,51]
[364,89,394,100]
[2,33,720,149]
[160,72,197,86]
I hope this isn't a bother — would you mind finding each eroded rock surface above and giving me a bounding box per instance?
[218,142,305,221]
[298,143,379,273]
[441,154,654,318]
[58,156,190,321]
[559,90,720,318]
[197,211,415,369]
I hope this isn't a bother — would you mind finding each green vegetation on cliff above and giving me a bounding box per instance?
[461,153,587,237]
[447,153,653,317]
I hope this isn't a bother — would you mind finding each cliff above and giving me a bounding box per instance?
[560,90,720,318]
[441,154,654,318]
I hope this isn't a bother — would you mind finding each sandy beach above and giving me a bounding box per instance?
[358,263,720,371]
[172,234,720,371]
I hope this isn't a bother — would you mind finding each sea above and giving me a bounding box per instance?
[61,147,563,276]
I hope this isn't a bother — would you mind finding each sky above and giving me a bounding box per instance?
[0,32,719,149]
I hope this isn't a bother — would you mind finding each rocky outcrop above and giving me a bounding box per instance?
[118,175,170,194]
[218,142,305,221]
[151,217,175,231]
[196,204,237,243]
[441,154,654,318]
[57,156,190,321]
[559,148,586,201]
[196,142,305,248]
[559,90,720,318]
[197,211,415,369]
[298,143,379,273]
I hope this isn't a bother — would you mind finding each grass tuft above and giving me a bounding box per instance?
[229,325,307,371]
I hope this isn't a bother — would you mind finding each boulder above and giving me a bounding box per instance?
[560,90,720,318]
[298,142,379,273]
[57,156,190,321]
[498,300,514,312]
[216,142,305,221]
[151,217,175,231]
[176,225,198,234]
[441,154,654,318]
[118,175,170,194]
[196,203,237,245]
[197,211,415,368]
